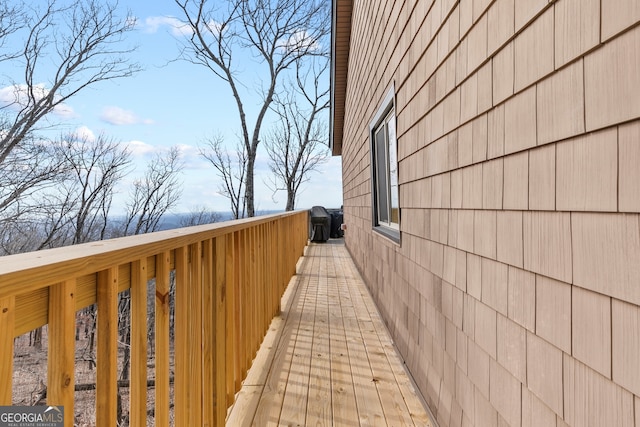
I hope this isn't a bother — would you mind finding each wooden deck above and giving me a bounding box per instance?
[227,240,435,426]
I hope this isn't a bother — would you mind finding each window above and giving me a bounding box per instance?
[370,87,400,240]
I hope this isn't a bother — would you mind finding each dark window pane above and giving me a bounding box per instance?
[386,115,399,226]
[375,126,388,223]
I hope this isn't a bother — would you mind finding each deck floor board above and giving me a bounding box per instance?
[227,241,436,426]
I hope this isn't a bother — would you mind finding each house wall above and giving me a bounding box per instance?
[339,0,640,425]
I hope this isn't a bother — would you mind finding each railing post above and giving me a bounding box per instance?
[0,296,15,405]
[130,259,148,427]
[155,251,171,427]
[97,268,119,427]
[47,281,75,427]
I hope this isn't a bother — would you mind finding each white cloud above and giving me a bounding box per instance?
[142,16,193,37]
[0,83,76,118]
[100,106,153,126]
[72,126,96,142]
[142,15,221,37]
[127,140,156,156]
[277,30,321,53]
[176,143,198,157]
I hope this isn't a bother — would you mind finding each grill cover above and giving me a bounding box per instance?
[309,206,331,242]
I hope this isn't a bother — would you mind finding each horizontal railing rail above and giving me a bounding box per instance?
[0,210,309,427]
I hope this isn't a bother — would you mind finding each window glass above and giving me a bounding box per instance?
[386,113,399,225]
[375,126,389,223]
[371,105,399,236]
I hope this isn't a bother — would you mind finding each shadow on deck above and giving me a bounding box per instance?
[227,240,436,426]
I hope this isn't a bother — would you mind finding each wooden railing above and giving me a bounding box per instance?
[0,211,308,427]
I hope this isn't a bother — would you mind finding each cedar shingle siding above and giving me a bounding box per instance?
[332,0,640,425]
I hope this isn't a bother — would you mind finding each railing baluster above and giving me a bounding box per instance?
[155,251,171,427]
[47,280,75,427]
[260,224,267,333]
[242,229,251,376]
[189,242,203,426]
[0,296,15,405]
[0,211,308,426]
[130,259,148,427]
[174,246,189,426]
[202,238,215,426]
[233,231,243,391]
[225,233,236,407]
[213,236,227,427]
[97,267,118,427]
[250,227,258,359]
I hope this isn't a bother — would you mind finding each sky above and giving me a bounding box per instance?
[1,1,343,216]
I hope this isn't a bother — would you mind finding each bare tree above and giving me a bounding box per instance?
[117,146,183,407]
[179,205,221,226]
[54,132,132,245]
[0,0,140,165]
[0,2,25,62]
[265,57,330,211]
[175,0,330,217]
[121,146,184,236]
[0,135,68,231]
[199,134,247,219]
[0,132,130,254]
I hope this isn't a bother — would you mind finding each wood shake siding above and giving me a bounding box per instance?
[334,0,640,425]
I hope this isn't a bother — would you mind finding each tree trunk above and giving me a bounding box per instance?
[246,154,256,217]
[286,190,295,211]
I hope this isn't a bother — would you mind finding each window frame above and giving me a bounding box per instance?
[369,84,400,243]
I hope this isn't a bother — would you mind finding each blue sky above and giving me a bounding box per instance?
[3,1,343,215]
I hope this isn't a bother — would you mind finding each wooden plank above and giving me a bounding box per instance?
[202,239,215,426]
[227,266,313,427]
[243,229,252,372]
[96,267,118,427]
[223,242,435,426]
[47,281,76,427]
[75,273,97,312]
[306,245,332,425]
[277,253,317,426]
[337,243,432,426]
[233,231,243,392]
[225,386,262,427]
[251,267,307,425]
[129,259,148,427]
[334,255,386,426]
[248,227,257,360]
[155,251,171,427]
[359,319,416,426]
[174,246,190,426]
[14,287,48,337]
[213,237,227,427]
[252,227,260,360]
[0,296,15,404]
[189,242,203,426]
[226,244,306,424]
[0,212,307,300]
[327,272,359,426]
[364,290,434,426]
[225,233,236,407]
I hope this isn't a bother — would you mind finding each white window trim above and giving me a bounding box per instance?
[369,83,400,242]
